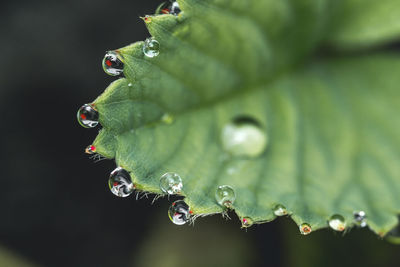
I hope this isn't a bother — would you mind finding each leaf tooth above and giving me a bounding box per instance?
[92,129,117,159]
[145,15,180,39]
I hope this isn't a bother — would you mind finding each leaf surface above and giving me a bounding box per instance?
[88,0,400,235]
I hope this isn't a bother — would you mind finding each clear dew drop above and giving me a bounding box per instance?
[353,211,367,227]
[108,167,135,197]
[273,204,288,216]
[143,37,160,58]
[77,104,99,128]
[215,185,236,208]
[156,1,181,16]
[161,113,174,124]
[328,214,346,231]
[241,217,254,228]
[168,200,191,225]
[159,172,183,195]
[221,116,268,158]
[85,145,96,154]
[299,223,312,235]
[102,51,124,76]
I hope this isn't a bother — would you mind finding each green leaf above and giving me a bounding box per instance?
[327,0,400,49]
[85,0,400,236]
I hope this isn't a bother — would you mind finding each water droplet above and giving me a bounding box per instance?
[241,217,254,228]
[299,223,312,235]
[168,200,191,225]
[215,185,236,208]
[328,214,346,231]
[102,51,124,76]
[128,82,133,87]
[159,172,183,194]
[77,104,99,128]
[221,116,268,158]
[273,204,288,216]
[161,113,174,124]
[353,211,367,227]
[85,145,96,154]
[108,167,135,197]
[143,37,160,58]
[156,1,181,16]
[144,15,152,23]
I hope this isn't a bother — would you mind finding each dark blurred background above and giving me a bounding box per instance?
[0,0,399,266]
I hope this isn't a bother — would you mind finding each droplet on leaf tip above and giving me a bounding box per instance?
[221,116,268,158]
[273,204,288,216]
[85,145,96,154]
[156,1,181,16]
[102,51,124,76]
[108,167,135,197]
[328,214,346,231]
[168,200,191,225]
[159,172,183,195]
[143,37,160,58]
[215,185,236,208]
[77,104,99,128]
[299,223,312,235]
[241,217,254,228]
[353,211,367,227]
[144,15,152,23]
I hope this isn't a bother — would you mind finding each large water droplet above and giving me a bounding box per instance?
[221,116,268,158]
[160,172,183,195]
[273,204,288,216]
[109,167,135,197]
[241,217,254,228]
[328,214,346,231]
[102,51,124,76]
[156,1,181,16]
[299,223,312,235]
[143,37,160,58]
[353,211,367,227]
[168,200,191,225]
[215,185,236,208]
[85,145,96,154]
[77,104,99,128]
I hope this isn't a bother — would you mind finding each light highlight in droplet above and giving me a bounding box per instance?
[108,167,135,197]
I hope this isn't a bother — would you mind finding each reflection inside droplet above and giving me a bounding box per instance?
[168,200,191,225]
[108,167,135,197]
[102,51,124,76]
[77,104,99,128]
